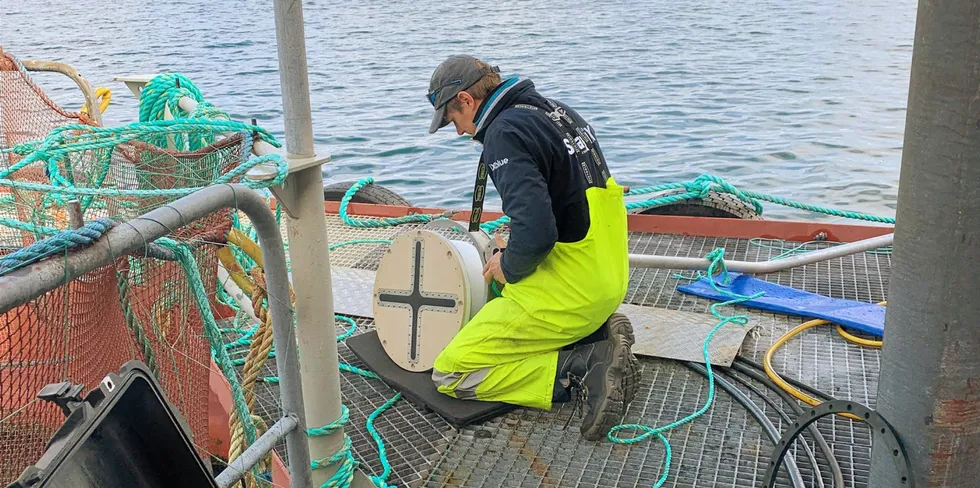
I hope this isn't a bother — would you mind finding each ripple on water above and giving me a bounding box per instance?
[0,0,914,221]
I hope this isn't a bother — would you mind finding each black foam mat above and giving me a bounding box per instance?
[346,330,516,429]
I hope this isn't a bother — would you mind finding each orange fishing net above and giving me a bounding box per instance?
[0,50,238,483]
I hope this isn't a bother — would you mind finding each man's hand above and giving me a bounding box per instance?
[483,251,507,286]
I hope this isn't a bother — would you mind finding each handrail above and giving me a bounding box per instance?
[628,233,895,273]
[0,184,314,488]
[20,59,102,125]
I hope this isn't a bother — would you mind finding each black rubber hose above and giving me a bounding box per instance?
[683,362,806,488]
[734,356,837,402]
[714,369,826,488]
[727,361,845,488]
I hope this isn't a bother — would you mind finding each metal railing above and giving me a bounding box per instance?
[0,184,313,488]
[18,57,103,126]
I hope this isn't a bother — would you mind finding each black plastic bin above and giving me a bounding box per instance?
[8,360,218,488]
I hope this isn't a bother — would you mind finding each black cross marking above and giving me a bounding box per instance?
[377,240,458,362]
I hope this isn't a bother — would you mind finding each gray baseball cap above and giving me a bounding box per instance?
[426,55,500,134]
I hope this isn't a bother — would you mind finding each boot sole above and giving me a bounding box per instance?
[606,312,635,346]
[606,313,641,405]
[580,336,639,441]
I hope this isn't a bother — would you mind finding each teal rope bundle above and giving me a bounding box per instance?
[308,406,358,486]
[138,72,231,151]
[307,395,402,488]
[606,248,765,488]
[0,217,113,275]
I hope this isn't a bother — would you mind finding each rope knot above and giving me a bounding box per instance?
[685,176,714,199]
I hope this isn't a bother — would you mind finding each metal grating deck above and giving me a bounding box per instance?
[237,214,888,488]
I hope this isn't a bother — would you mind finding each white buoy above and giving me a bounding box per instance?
[373,229,491,372]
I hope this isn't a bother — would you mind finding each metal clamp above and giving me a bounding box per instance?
[762,400,914,488]
[37,381,86,417]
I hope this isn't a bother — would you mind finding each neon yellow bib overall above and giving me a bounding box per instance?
[432,177,629,409]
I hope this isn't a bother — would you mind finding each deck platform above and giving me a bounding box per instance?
[236,210,890,488]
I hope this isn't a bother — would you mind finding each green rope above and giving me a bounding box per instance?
[165,240,259,448]
[624,174,894,223]
[233,310,395,485]
[0,218,58,237]
[139,72,232,151]
[306,394,402,488]
[334,174,892,240]
[308,406,358,487]
[338,177,446,227]
[115,267,158,376]
[606,248,764,488]
[364,393,402,487]
[330,239,393,251]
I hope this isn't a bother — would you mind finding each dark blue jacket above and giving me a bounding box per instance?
[473,78,612,284]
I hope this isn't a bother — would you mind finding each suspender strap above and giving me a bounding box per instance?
[469,154,490,232]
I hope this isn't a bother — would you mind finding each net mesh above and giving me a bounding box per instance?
[0,51,242,483]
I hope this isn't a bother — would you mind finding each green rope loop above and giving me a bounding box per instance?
[308,406,358,487]
[338,177,443,227]
[365,393,402,488]
[607,247,765,487]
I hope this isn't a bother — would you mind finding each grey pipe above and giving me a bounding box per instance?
[628,233,894,273]
[216,414,299,488]
[684,362,807,488]
[0,183,313,488]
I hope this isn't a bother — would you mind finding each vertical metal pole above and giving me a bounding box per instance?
[869,1,980,486]
[67,200,83,229]
[271,0,348,486]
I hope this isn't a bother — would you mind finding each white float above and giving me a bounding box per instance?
[373,225,496,372]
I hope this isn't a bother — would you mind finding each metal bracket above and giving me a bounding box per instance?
[267,180,298,219]
[112,74,158,97]
[763,400,914,488]
[246,152,332,220]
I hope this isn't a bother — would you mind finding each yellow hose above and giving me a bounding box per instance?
[764,301,886,421]
[836,325,883,348]
[227,228,264,269]
[836,300,885,348]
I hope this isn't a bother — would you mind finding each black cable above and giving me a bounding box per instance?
[715,369,825,488]
[683,362,806,488]
[734,356,837,402]
[727,361,845,488]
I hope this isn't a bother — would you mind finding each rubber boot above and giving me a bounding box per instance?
[558,313,640,406]
[553,335,639,441]
[562,312,636,350]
